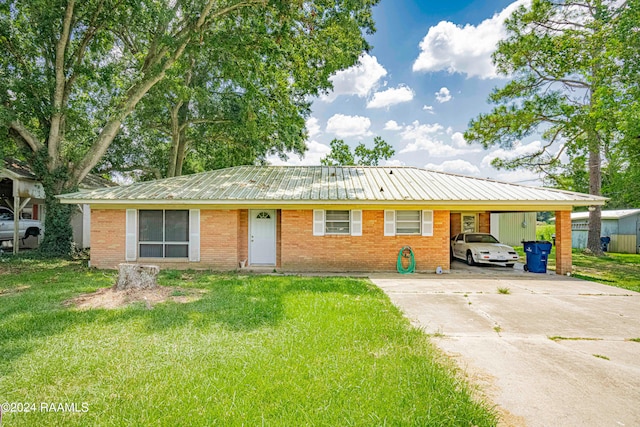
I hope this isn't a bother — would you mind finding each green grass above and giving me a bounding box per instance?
[0,258,497,426]
[513,246,640,293]
[536,223,556,241]
[496,287,510,295]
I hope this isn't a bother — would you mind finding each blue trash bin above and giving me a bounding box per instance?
[523,241,553,273]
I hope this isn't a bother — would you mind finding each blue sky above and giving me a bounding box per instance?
[269,0,543,184]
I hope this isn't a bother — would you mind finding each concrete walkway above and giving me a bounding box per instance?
[370,272,640,427]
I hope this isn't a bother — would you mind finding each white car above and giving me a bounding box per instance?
[0,207,42,243]
[451,233,519,268]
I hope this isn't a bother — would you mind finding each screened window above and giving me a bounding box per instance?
[396,210,421,234]
[325,210,350,234]
[139,210,189,258]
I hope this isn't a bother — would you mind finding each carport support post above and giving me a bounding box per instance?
[555,210,572,275]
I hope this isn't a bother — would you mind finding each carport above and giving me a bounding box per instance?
[448,208,574,275]
[0,160,46,253]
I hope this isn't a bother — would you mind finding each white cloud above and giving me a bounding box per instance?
[399,121,462,156]
[422,105,434,114]
[399,121,480,156]
[383,159,406,167]
[496,169,542,184]
[306,117,321,139]
[367,85,414,109]
[451,131,467,148]
[481,140,542,168]
[412,0,530,79]
[435,87,452,103]
[322,53,387,102]
[326,114,372,138]
[425,160,480,175]
[267,140,331,166]
[384,120,403,131]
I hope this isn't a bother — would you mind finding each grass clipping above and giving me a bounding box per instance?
[66,285,206,310]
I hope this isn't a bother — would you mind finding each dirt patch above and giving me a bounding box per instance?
[0,285,31,296]
[65,286,206,310]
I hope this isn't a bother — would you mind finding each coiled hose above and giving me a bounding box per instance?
[396,246,416,274]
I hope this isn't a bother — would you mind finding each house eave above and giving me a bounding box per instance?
[56,197,606,211]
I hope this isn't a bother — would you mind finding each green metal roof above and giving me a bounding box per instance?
[56,166,607,207]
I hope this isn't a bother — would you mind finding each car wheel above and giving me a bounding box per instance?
[506,263,515,268]
[466,251,475,266]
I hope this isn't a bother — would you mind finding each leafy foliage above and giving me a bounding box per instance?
[321,136,395,166]
[465,0,637,254]
[0,0,380,251]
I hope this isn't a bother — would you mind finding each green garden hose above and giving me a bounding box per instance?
[397,246,416,274]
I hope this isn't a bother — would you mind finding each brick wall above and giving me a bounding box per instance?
[238,210,248,265]
[200,210,238,270]
[90,209,240,270]
[479,212,491,233]
[450,213,461,236]
[555,210,572,275]
[280,210,451,272]
[90,209,126,269]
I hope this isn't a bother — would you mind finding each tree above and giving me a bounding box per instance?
[321,137,394,166]
[465,0,631,255]
[0,0,379,254]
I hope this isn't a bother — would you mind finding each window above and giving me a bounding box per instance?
[462,214,477,233]
[139,210,189,258]
[396,210,421,234]
[325,210,350,234]
[313,210,362,236]
[384,210,433,237]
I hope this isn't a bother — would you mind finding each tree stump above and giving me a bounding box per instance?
[116,263,160,291]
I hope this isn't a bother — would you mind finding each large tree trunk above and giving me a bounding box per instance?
[38,183,76,256]
[586,133,604,256]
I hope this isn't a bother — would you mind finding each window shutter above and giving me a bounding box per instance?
[422,210,434,237]
[189,209,200,262]
[313,210,325,236]
[384,210,396,236]
[351,210,362,236]
[125,209,137,261]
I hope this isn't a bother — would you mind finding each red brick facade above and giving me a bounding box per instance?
[90,208,451,272]
[555,210,572,275]
[280,210,450,272]
[90,207,570,275]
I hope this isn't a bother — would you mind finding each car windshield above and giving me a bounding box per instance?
[466,234,499,244]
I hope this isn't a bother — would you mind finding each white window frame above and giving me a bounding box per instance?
[385,210,434,237]
[126,209,200,261]
[313,210,362,237]
[395,210,421,235]
[325,210,350,235]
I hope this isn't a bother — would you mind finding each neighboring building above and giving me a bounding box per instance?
[568,209,640,253]
[490,212,537,247]
[57,166,606,274]
[1,158,116,250]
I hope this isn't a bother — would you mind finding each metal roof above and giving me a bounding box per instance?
[570,209,640,221]
[56,166,607,207]
[2,158,117,189]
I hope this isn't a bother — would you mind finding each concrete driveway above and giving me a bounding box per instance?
[370,269,640,427]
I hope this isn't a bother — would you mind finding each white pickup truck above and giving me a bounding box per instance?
[0,207,43,243]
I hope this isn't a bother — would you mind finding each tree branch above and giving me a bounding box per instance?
[48,0,75,171]
[9,121,45,152]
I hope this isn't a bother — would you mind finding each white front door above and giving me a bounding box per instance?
[249,210,276,265]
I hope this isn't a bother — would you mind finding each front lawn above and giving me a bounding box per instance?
[0,258,496,426]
